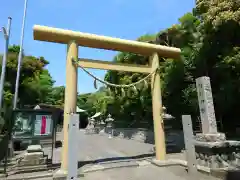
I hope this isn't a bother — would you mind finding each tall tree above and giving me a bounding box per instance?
[0,45,54,108]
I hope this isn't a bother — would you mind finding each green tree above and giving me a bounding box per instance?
[100,1,240,133]
[77,87,114,117]
[48,86,65,107]
[193,0,240,133]
[0,45,54,108]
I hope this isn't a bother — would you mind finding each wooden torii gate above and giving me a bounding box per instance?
[33,25,181,172]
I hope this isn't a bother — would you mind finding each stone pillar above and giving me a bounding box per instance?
[61,41,78,172]
[195,76,225,142]
[150,52,166,160]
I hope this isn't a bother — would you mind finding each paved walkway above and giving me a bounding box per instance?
[6,130,222,180]
[45,130,156,165]
[83,165,220,180]
[42,130,221,180]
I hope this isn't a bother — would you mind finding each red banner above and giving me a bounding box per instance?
[41,116,46,134]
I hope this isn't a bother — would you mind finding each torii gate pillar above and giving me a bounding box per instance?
[151,53,166,160]
[61,41,78,171]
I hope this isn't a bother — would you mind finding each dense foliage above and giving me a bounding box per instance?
[1,0,240,134]
[78,0,240,133]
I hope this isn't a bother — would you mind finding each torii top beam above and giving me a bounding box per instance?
[33,25,181,59]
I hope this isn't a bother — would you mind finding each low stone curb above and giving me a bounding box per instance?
[148,158,233,179]
[0,164,57,179]
[5,173,53,180]
[81,160,151,173]
[82,164,138,173]
[52,159,150,180]
[1,159,152,180]
[53,171,84,180]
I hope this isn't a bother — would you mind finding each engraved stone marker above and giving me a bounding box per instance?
[196,76,217,134]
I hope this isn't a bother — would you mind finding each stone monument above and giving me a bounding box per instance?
[195,76,225,142]
[194,76,240,168]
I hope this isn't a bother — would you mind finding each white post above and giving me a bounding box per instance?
[67,113,79,180]
[182,115,198,176]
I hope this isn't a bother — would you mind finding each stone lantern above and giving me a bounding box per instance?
[162,106,175,131]
[89,118,95,126]
[85,117,96,134]
[153,106,179,153]
[105,114,114,138]
[98,120,106,134]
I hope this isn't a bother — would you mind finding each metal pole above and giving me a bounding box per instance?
[13,0,28,109]
[0,17,12,111]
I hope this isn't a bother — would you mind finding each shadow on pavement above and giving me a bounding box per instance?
[49,153,155,169]
[84,153,155,166]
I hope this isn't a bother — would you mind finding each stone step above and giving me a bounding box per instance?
[18,157,47,166]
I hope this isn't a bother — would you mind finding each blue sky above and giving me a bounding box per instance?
[0,0,195,94]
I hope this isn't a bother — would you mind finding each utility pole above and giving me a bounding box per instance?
[0,17,12,112]
[13,0,28,109]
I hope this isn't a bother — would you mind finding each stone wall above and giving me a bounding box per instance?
[105,128,185,152]
[107,128,154,143]
[195,140,240,168]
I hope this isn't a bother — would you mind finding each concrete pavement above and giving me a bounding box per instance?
[45,130,155,165]
[5,130,223,179]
